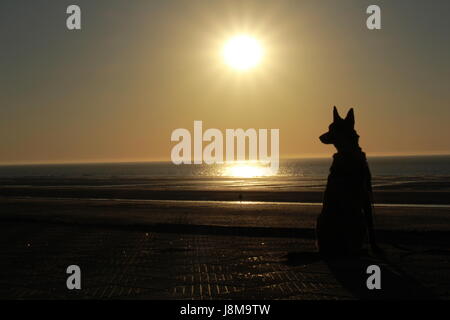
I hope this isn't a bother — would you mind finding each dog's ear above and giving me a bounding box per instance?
[345,108,355,127]
[333,106,341,122]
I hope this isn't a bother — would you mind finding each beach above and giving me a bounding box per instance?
[3,0,450,306]
[0,157,449,299]
[0,194,449,299]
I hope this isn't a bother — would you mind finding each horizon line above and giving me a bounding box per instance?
[1,152,449,166]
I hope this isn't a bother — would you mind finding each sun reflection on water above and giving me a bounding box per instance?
[222,162,275,178]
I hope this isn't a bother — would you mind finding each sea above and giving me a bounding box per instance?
[0,155,449,192]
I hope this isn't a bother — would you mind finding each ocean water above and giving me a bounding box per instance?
[0,155,449,191]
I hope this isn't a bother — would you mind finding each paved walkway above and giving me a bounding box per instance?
[0,198,449,299]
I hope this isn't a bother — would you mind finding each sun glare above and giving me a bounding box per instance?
[223,35,263,71]
[223,163,273,178]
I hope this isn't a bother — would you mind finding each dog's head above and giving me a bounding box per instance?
[320,106,358,147]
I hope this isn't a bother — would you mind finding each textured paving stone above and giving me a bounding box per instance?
[0,220,448,299]
[0,222,343,299]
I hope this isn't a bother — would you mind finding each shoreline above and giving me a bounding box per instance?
[0,187,449,205]
[3,196,450,209]
[2,196,450,232]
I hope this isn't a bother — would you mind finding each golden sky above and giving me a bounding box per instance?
[1,0,449,164]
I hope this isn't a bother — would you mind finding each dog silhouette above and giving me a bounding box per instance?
[316,107,378,256]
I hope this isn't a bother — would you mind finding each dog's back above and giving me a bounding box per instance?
[316,151,371,255]
[316,107,373,256]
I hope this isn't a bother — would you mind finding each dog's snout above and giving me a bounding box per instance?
[320,132,332,144]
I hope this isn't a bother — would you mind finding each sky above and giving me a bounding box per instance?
[1,0,449,164]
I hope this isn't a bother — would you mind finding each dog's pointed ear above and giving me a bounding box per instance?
[333,106,341,122]
[345,108,355,127]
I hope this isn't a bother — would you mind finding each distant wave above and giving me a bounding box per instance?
[0,156,449,192]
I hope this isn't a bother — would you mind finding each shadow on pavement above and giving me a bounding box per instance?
[285,249,437,299]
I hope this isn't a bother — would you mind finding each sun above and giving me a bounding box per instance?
[223,35,263,71]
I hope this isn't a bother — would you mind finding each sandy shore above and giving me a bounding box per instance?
[1,175,449,205]
[0,196,449,299]
[1,186,449,205]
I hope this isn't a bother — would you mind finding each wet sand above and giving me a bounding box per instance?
[1,186,449,205]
